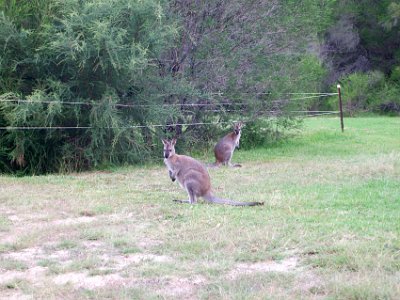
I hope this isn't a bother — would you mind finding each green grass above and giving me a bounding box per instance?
[0,116,399,299]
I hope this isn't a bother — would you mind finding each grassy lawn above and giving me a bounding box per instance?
[0,116,399,299]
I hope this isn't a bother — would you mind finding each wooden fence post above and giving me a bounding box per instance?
[337,84,344,132]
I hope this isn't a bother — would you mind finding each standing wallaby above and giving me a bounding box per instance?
[162,138,263,206]
[213,122,244,167]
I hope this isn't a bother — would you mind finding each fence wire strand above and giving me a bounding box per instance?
[0,93,337,108]
[0,91,341,130]
[0,121,239,131]
[0,112,341,130]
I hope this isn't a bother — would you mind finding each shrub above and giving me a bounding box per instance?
[390,66,400,82]
[329,71,385,115]
[375,85,400,115]
[240,117,302,149]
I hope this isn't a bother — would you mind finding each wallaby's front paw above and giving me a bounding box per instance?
[173,199,186,204]
[169,170,176,182]
[173,199,194,204]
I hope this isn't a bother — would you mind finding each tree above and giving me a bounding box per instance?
[321,0,400,83]
[157,0,336,147]
[320,0,400,114]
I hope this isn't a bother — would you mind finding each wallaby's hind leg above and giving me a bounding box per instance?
[227,153,241,168]
[229,162,242,168]
[173,186,197,204]
[206,162,220,168]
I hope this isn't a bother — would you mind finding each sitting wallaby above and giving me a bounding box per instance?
[162,138,263,206]
[213,122,243,167]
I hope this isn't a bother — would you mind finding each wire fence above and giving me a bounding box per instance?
[0,93,337,108]
[0,111,342,131]
[0,92,341,131]
[0,121,237,131]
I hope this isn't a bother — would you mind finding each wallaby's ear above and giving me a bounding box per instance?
[171,138,177,146]
[234,121,243,128]
[161,139,168,145]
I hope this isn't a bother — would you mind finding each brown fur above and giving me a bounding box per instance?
[162,138,263,206]
[213,122,243,167]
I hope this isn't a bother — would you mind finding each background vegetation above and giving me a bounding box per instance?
[0,0,399,174]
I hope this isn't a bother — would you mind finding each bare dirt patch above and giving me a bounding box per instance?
[53,272,126,289]
[227,256,299,279]
[137,237,164,249]
[159,275,207,299]
[1,231,174,291]
[3,247,44,264]
[115,253,172,265]
[51,216,95,226]
[0,290,33,300]
[296,270,324,295]
[0,266,47,285]
[99,252,173,272]
[0,212,97,245]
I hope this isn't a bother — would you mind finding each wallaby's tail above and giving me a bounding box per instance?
[203,193,263,206]
[205,162,221,168]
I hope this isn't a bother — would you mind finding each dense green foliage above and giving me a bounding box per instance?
[1,0,179,174]
[326,71,400,115]
[0,0,399,174]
